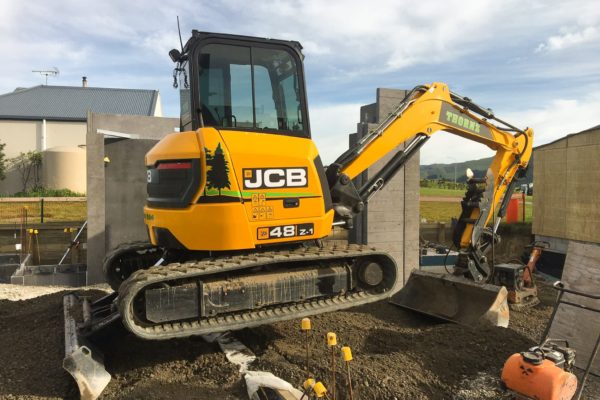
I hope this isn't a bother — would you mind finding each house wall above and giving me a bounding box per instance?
[46,121,86,149]
[533,128,600,245]
[0,120,86,194]
[0,120,38,158]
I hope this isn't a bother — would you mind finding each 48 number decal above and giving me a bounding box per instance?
[257,223,314,240]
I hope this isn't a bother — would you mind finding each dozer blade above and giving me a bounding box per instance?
[390,270,510,327]
[63,294,111,400]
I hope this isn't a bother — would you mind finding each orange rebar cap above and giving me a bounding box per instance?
[341,346,353,362]
[301,318,311,330]
[313,381,327,397]
[303,378,315,390]
[327,332,337,346]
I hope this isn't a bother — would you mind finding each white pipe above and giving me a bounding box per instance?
[41,119,47,151]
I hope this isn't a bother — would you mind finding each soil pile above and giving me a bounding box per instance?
[0,282,598,399]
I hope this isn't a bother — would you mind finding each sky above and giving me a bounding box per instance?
[1,0,599,165]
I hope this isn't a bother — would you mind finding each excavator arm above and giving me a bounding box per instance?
[326,82,533,282]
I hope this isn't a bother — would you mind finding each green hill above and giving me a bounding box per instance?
[420,155,533,184]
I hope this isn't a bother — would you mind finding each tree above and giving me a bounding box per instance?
[206,143,230,196]
[0,142,6,181]
[9,151,42,192]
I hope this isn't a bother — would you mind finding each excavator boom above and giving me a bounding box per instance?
[325,83,532,325]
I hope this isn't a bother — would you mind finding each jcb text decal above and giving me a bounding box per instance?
[243,168,308,189]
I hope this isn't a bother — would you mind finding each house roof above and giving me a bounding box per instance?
[0,85,159,121]
[534,123,600,150]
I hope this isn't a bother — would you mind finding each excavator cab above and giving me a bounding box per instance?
[174,31,310,136]
[142,31,335,256]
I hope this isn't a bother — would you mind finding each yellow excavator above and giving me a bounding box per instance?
[63,30,532,399]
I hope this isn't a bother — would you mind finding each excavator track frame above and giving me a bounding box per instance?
[103,241,163,291]
[118,244,397,340]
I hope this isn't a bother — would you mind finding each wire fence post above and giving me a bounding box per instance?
[40,198,44,223]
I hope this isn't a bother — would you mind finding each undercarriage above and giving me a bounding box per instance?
[83,242,398,341]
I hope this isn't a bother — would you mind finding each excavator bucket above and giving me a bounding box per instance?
[390,270,510,327]
[63,294,111,400]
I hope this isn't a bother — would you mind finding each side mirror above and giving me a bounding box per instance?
[169,49,182,63]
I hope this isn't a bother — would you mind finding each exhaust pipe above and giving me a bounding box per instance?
[63,294,111,400]
[390,270,510,327]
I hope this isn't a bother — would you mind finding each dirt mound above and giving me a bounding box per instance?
[0,281,598,399]
[247,302,535,400]
[0,291,244,400]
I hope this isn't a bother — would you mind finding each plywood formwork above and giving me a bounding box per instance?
[533,127,600,244]
[548,241,600,375]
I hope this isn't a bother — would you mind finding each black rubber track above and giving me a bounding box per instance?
[118,244,398,340]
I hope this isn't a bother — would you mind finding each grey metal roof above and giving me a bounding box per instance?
[0,85,159,121]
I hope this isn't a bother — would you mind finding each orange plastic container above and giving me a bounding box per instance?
[505,196,520,223]
[501,353,577,400]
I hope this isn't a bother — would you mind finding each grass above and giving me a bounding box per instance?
[0,201,86,224]
[420,201,461,223]
[420,192,534,223]
[420,187,465,197]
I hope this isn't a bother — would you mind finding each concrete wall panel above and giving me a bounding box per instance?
[86,113,178,284]
[350,88,419,290]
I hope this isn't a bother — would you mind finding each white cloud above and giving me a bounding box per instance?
[315,92,600,167]
[503,94,600,146]
[227,0,507,73]
[309,103,361,164]
[536,25,600,52]
[1,0,599,166]
[420,135,495,166]
[422,94,600,165]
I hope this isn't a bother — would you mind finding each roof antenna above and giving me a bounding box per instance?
[32,67,59,85]
[177,16,184,53]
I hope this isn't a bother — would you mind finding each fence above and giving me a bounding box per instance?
[0,197,87,224]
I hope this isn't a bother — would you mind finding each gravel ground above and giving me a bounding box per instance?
[0,280,598,400]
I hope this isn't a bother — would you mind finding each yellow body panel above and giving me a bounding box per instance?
[144,127,333,251]
[145,131,205,166]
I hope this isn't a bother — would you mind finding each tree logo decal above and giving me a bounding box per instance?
[204,143,233,199]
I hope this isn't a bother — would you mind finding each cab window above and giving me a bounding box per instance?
[197,43,306,135]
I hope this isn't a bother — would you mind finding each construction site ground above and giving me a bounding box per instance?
[0,280,598,400]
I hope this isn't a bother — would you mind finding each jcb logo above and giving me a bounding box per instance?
[243,167,308,189]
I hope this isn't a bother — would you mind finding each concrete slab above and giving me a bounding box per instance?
[11,263,86,286]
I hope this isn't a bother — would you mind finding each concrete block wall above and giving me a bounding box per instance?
[86,113,178,284]
[351,89,420,288]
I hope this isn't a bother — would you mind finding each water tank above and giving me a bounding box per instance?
[42,146,86,193]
